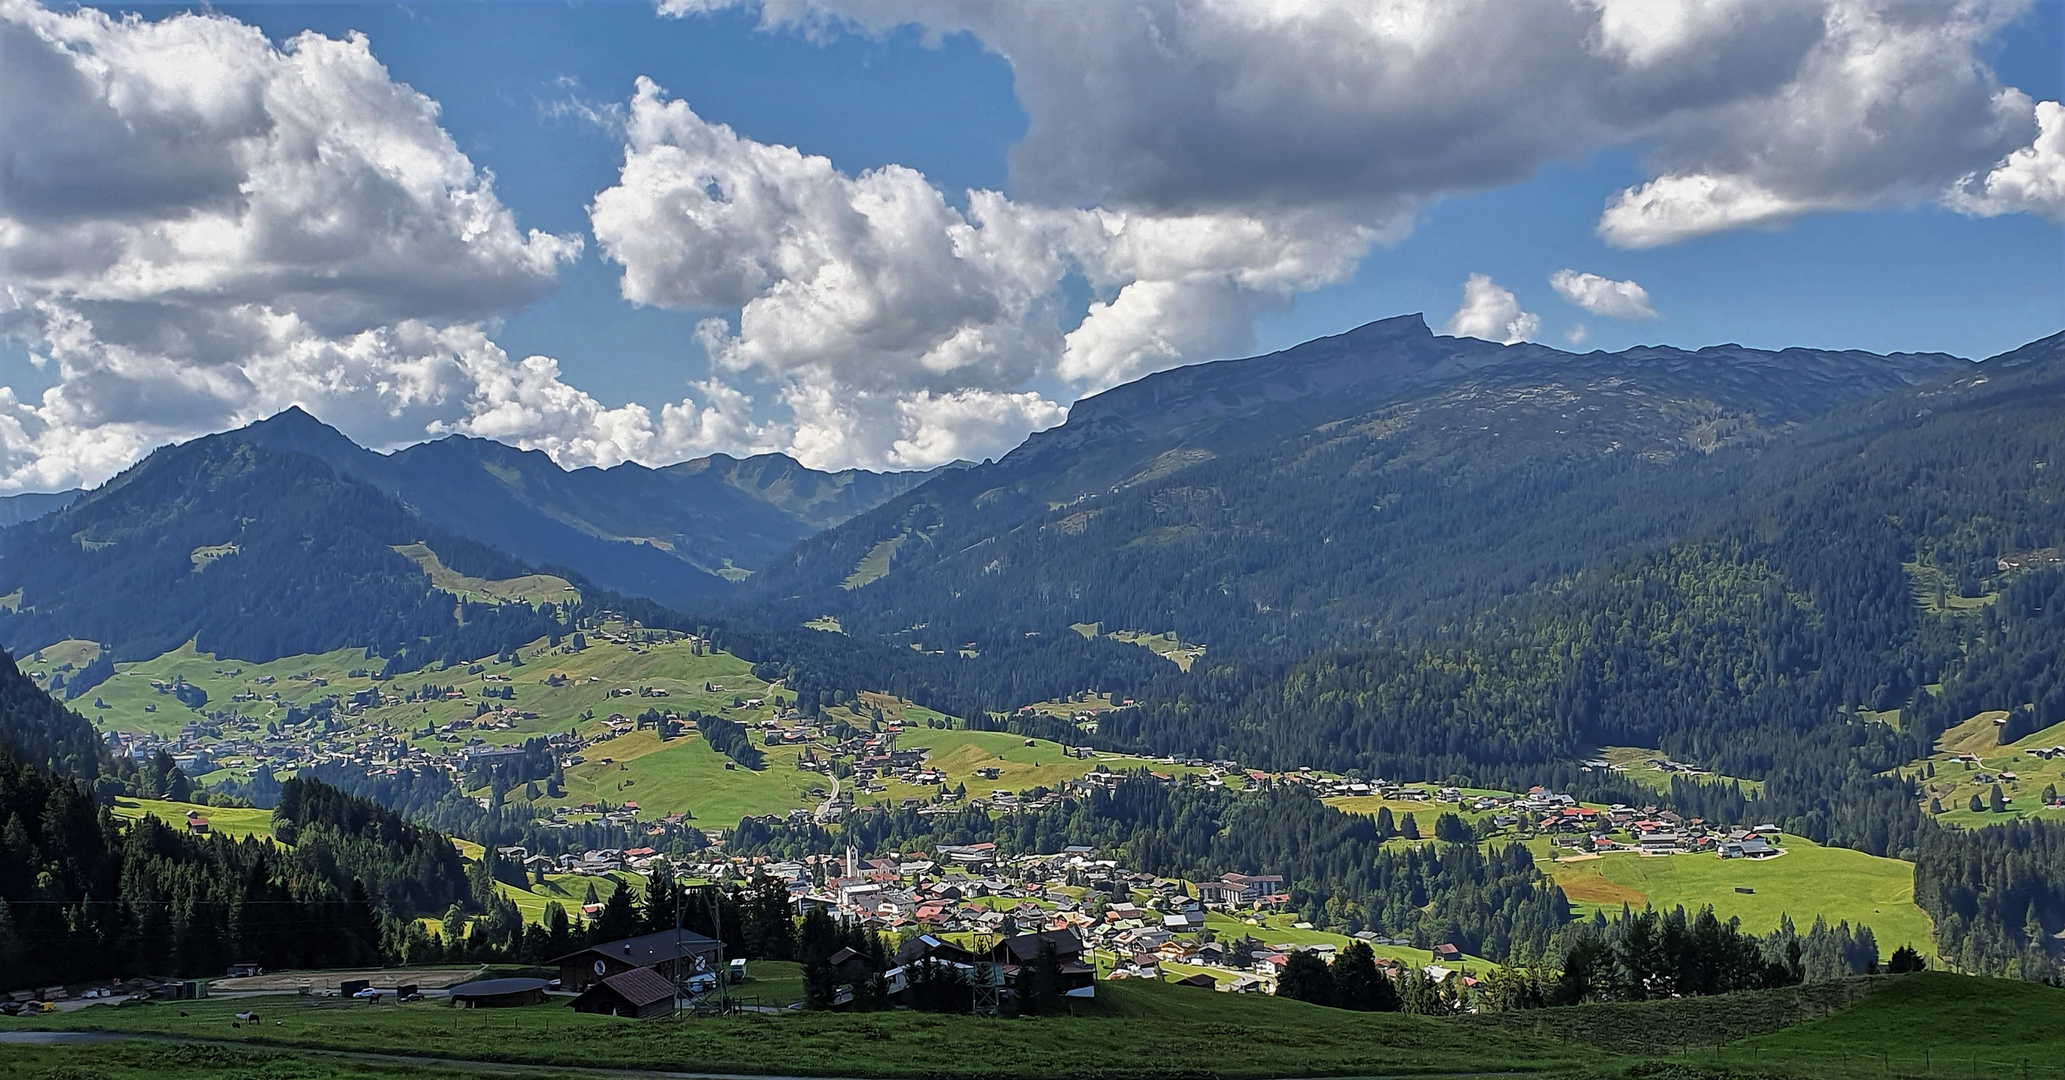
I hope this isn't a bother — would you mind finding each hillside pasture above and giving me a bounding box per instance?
[495,872,632,925]
[841,534,904,589]
[1068,622,1206,671]
[1595,744,1765,796]
[1533,834,1934,954]
[1912,711,2065,828]
[863,729,1201,809]
[539,728,826,825]
[391,542,576,606]
[112,798,277,842]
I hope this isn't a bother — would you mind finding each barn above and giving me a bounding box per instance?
[446,977,548,1008]
[568,967,675,1019]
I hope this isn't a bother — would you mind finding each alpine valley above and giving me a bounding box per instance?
[4,316,2065,1077]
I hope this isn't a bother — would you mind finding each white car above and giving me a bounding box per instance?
[351,988,382,1000]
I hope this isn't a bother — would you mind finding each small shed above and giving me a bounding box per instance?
[447,977,548,1008]
[569,967,675,1019]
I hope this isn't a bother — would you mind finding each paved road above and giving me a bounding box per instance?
[813,766,841,823]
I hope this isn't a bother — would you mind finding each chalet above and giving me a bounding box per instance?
[550,929,722,992]
[992,929,1095,997]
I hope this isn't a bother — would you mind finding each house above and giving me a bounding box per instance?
[569,967,676,1019]
[550,929,723,992]
[1638,832,1682,856]
[826,946,877,980]
[992,929,1096,997]
[1431,943,1462,963]
[1175,972,1218,989]
[894,934,975,968]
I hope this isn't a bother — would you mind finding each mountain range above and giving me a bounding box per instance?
[232,408,947,605]
[747,313,1986,650]
[0,312,2062,979]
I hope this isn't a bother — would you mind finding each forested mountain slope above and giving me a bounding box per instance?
[741,323,2064,835]
[750,314,1969,657]
[234,407,939,605]
[0,431,575,670]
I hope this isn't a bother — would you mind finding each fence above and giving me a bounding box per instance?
[1659,1040,2065,1079]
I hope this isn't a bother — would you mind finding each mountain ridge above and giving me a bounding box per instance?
[229,408,940,605]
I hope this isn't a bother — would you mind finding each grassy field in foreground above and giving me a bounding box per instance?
[0,1042,600,1080]
[15,977,1587,1079]
[110,798,277,842]
[12,972,2063,1079]
[1533,835,1933,953]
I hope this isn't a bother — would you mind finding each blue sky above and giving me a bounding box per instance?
[0,0,2059,488]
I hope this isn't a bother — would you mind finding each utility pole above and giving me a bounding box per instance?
[673,877,683,1019]
[707,883,728,1013]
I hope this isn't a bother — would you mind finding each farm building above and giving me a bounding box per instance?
[550,929,723,992]
[569,967,675,1018]
[447,978,548,1008]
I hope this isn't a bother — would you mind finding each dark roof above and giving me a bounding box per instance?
[996,929,1083,963]
[595,967,677,1008]
[826,946,879,971]
[448,977,549,998]
[549,929,721,969]
[894,934,974,967]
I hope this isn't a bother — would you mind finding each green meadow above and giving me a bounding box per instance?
[14,971,2064,1079]
[110,798,277,842]
[1533,835,1933,953]
[537,728,826,824]
[1913,712,2065,828]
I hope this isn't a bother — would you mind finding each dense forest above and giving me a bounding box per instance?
[1280,905,1890,1015]
[0,744,479,986]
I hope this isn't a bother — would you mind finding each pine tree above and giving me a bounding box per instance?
[1275,949,1333,1005]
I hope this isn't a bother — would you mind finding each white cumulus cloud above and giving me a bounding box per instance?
[1446,274,1539,345]
[588,79,1378,469]
[1949,98,2065,223]
[0,1,782,490]
[1549,270,1659,320]
[684,0,2048,244]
